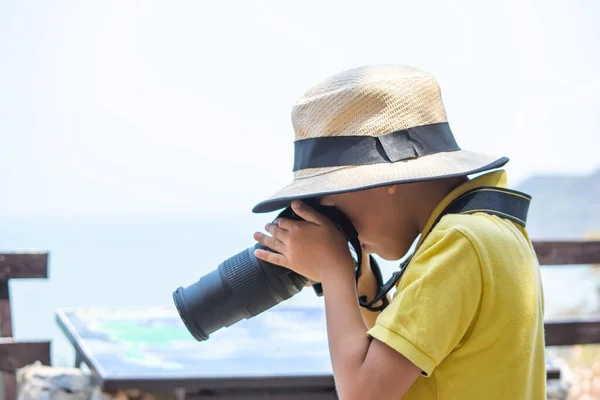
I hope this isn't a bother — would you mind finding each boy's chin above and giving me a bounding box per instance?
[370,246,402,261]
[375,252,404,262]
[372,244,414,262]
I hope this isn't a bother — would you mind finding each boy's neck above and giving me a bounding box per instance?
[409,176,468,234]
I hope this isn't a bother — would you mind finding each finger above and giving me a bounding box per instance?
[291,200,324,225]
[265,222,289,242]
[272,218,289,230]
[275,217,296,231]
[254,248,289,268]
[254,232,286,253]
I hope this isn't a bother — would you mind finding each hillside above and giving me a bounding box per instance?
[516,168,600,239]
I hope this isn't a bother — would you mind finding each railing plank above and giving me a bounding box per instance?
[0,339,51,370]
[0,339,51,400]
[0,253,48,280]
[545,318,600,346]
[533,241,600,265]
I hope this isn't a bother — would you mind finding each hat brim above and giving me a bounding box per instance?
[252,150,509,213]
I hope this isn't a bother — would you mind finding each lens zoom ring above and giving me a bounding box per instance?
[222,249,277,316]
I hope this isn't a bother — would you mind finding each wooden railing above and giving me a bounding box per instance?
[0,253,51,400]
[0,241,599,398]
[533,241,600,347]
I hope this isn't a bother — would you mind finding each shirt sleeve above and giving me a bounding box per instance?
[367,224,483,376]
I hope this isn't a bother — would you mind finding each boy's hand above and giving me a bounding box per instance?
[253,200,355,282]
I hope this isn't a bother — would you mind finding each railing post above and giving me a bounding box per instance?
[0,252,50,400]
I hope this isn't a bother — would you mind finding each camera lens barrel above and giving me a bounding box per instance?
[173,243,307,341]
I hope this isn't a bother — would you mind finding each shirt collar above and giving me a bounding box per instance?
[416,170,509,248]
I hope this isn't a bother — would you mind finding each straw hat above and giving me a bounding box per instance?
[253,65,508,213]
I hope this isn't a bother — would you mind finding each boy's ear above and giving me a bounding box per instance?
[386,185,398,195]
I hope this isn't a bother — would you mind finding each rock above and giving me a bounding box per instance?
[16,361,98,400]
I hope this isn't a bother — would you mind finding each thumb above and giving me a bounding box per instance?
[291,200,324,225]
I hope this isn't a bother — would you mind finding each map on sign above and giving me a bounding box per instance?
[56,306,333,380]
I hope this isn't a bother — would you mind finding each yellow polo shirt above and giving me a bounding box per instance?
[368,170,546,399]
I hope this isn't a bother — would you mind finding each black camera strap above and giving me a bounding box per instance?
[276,186,530,312]
[358,186,532,311]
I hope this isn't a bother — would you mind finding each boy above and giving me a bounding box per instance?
[252,65,546,399]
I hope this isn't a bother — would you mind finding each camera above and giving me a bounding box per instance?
[173,199,360,341]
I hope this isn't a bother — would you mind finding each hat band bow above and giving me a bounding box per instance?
[292,122,461,171]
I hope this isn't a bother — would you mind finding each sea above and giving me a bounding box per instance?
[0,215,598,367]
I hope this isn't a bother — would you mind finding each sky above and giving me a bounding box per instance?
[1,0,599,217]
